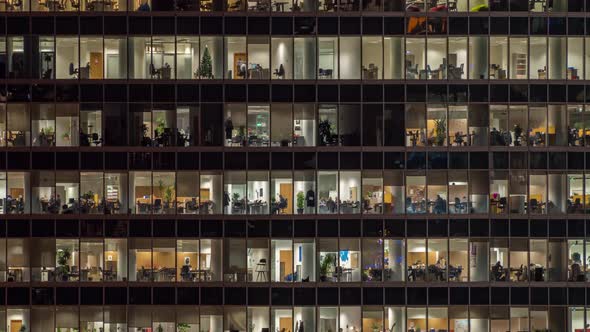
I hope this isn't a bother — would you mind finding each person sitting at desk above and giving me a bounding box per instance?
[570,252,585,281]
[433,195,446,214]
[137,0,150,10]
[492,261,506,281]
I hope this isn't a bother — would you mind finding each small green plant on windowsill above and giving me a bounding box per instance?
[296,191,305,214]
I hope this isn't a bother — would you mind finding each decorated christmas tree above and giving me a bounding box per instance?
[198,46,213,79]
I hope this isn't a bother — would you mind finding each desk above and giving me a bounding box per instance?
[273,0,287,10]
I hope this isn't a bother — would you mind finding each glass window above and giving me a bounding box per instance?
[176,36,199,80]
[318,37,338,79]
[294,171,315,214]
[56,37,81,79]
[152,106,176,147]
[407,308,426,332]
[176,105,198,146]
[200,172,222,215]
[318,171,338,214]
[150,36,175,79]
[362,36,382,80]
[104,37,127,79]
[130,171,152,214]
[105,238,127,281]
[362,238,383,282]
[509,38,528,79]
[80,105,102,146]
[294,38,316,80]
[427,105,447,146]
[271,105,292,147]
[56,104,79,147]
[490,37,508,80]
[177,172,199,214]
[247,171,269,215]
[339,171,360,214]
[225,171,247,215]
[295,238,315,282]
[225,37,247,79]
[469,36,488,79]
[129,239,152,282]
[7,104,30,147]
[339,105,360,146]
[247,105,270,147]
[271,239,293,282]
[247,239,269,282]
[318,105,338,146]
[177,239,199,282]
[199,36,223,79]
[427,38,447,80]
[80,239,103,281]
[271,171,293,215]
[549,37,566,79]
[79,37,104,79]
[384,171,404,214]
[384,37,404,79]
[31,104,55,147]
[490,238,508,282]
[469,239,489,282]
[362,171,383,214]
[428,308,448,332]
[128,37,150,79]
[405,104,426,147]
[153,239,175,281]
[224,104,247,147]
[405,38,425,79]
[271,38,293,79]
[448,106,468,147]
[223,239,246,282]
[248,37,270,79]
[7,172,29,214]
[56,238,79,282]
[200,239,222,281]
[509,239,528,282]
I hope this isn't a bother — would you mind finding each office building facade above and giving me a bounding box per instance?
[1,0,590,331]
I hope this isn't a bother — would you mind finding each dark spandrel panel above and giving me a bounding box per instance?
[317,287,338,305]
[248,287,269,306]
[225,152,246,170]
[549,84,566,103]
[225,220,247,237]
[56,287,78,305]
[549,287,566,305]
[568,17,585,35]
[105,152,128,170]
[56,220,79,237]
[294,219,315,237]
[492,152,509,169]
[509,152,526,169]
[340,152,360,169]
[317,17,338,35]
[105,84,128,102]
[105,220,128,237]
[248,84,270,103]
[271,84,292,102]
[153,220,176,237]
[530,287,548,305]
[32,85,55,102]
[294,85,316,102]
[247,220,269,237]
[363,85,383,102]
[129,84,151,102]
[294,17,316,35]
[80,16,102,35]
[529,152,547,169]
[7,287,30,306]
[549,17,566,35]
[7,220,29,238]
[201,17,223,34]
[129,287,151,305]
[225,16,247,35]
[153,287,176,305]
[33,287,54,305]
[339,219,360,237]
[271,152,292,170]
[510,219,528,237]
[271,287,292,306]
[428,219,447,237]
[225,84,246,102]
[129,16,151,35]
[448,17,468,35]
[80,84,103,102]
[81,220,104,237]
[340,287,361,305]
[490,287,509,305]
[450,287,469,305]
[362,17,382,35]
[340,17,360,35]
[32,17,54,35]
[469,152,488,169]
[129,220,152,237]
[491,219,508,237]
[340,85,360,103]
[248,17,270,35]
[129,152,152,170]
[7,17,28,35]
[569,287,585,306]
[32,152,54,170]
[406,219,426,237]
[384,287,405,305]
[81,287,103,305]
[177,287,199,305]
[549,152,567,169]
[177,152,199,170]
[407,287,427,305]
[271,220,292,237]
[469,84,488,102]
[105,287,127,305]
[177,16,199,35]
[317,84,338,102]
[153,152,176,170]
[32,220,54,237]
[549,220,566,237]
[56,152,79,170]
[153,84,175,102]
[530,17,547,35]
[153,17,175,35]
[471,17,490,34]
[317,152,338,169]
[383,17,404,35]
[384,219,404,237]
[294,288,316,306]
[272,17,293,35]
[470,219,489,237]
[470,287,489,305]
[104,16,127,35]
[567,219,585,237]
[428,287,448,306]
[530,219,547,237]
[568,84,585,103]
[317,219,338,237]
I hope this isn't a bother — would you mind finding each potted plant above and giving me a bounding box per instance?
[164,185,175,212]
[318,120,334,146]
[433,118,446,146]
[296,191,305,214]
[177,324,191,332]
[319,253,336,282]
[371,322,382,332]
[19,325,26,332]
[156,324,164,332]
[55,247,71,281]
